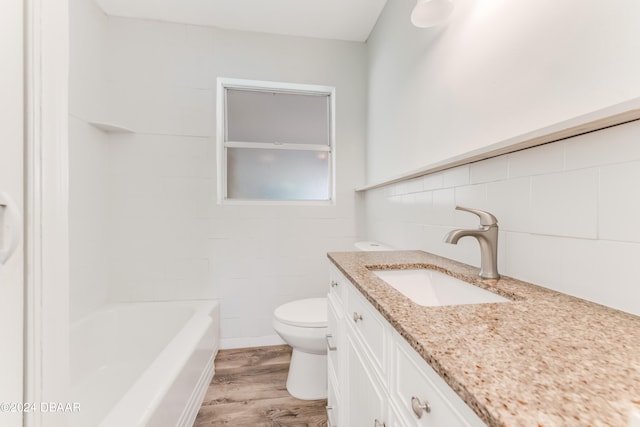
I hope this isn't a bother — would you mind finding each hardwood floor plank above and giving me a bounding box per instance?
[196,396,327,427]
[195,345,327,427]
[213,345,293,370]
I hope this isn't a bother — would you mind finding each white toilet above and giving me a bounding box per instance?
[273,297,328,400]
[272,241,392,400]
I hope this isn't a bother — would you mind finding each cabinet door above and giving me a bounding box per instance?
[327,295,345,426]
[327,296,343,381]
[346,334,387,427]
[327,371,341,427]
[387,400,411,427]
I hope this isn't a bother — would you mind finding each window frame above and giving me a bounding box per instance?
[216,77,336,205]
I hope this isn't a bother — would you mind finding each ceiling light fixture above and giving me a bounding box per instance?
[411,0,454,28]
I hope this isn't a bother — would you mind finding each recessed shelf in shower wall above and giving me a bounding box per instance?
[88,121,135,134]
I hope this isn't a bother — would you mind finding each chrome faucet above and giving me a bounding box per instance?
[444,206,500,280]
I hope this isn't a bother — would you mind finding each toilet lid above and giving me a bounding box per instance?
[274,298,327,328]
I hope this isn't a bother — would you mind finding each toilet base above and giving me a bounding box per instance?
[286,349,327,400]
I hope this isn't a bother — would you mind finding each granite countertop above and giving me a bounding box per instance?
[327,250,640,427]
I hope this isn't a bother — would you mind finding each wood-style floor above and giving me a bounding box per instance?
[195,345,328,427]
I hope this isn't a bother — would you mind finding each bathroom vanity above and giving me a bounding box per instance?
[326,250,640,427]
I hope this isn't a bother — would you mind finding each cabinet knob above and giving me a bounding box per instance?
[330,280,339,288]
[411,396,431,418]
[374,419,386,427]
[353,312,363,322]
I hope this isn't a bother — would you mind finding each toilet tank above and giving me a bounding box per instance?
[354,241,393,252]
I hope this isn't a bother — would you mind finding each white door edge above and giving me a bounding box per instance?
[24,1,70,426]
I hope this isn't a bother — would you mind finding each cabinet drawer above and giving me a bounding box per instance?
[391,337,485,427]
[328,264,346,307]
[346,282,387,379]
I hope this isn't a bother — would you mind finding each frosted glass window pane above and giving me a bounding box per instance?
[226,89,328,145]
[227,148,330,200]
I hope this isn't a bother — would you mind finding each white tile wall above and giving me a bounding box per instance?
[107,132,214,303]
[69,0,112,322]
[364,119,640,316]
[599,162,640,242]
[68,15,367,347]
[69,117,111,321]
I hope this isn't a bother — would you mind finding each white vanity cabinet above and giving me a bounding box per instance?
[328,264,486,427]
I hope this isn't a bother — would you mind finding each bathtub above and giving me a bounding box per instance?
[70,301,219,427]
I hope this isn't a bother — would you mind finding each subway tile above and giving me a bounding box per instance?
[405,177,424,194]
[429,188,456,225]
[220,318,243,339]
[413,191,432,220]
[400,222,424,250]
[110,134,208,178]
[486,177,531,232]
[391,181,406,196]
[564,120,640,171]
[561,239,640,316]
[529,169,598,239]
[423,172,444,191]
[163,176,201,218]
[442,165,469,188]
[400,193,417,222]
[109,173,164,218]
[107,83,213,137]
[220,296,246,319]
[166,236,209,260]
[220,277,252,300]
[250,316,281,337]
[421,225,450,255]
[508,142,564,178]
[503,232,564,290]
[470,156,508,184]
[109,256,165,299]
[599,161,640,242]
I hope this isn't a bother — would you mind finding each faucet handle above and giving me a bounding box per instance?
[455,206,497,226]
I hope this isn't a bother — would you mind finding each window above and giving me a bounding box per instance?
[217,78,335,204]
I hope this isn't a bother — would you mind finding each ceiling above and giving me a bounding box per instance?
[95,0,388,42]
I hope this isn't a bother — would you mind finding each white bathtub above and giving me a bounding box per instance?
[70,301,219,427]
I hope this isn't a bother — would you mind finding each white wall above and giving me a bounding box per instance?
[366,0,640,184]
[364,119,640,316]
[103,18,367,347]
[69,0,111,321]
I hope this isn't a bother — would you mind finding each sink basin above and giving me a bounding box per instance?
[371,268,509,307]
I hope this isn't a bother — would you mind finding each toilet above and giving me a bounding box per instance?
[272,241,392,400]
[272,297,328,400]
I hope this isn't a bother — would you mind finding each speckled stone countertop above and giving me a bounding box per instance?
[327,250,640,427]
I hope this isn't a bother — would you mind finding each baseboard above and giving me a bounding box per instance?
[220,334,286,350]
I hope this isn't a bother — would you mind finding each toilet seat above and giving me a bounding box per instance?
[273,298,327,328]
